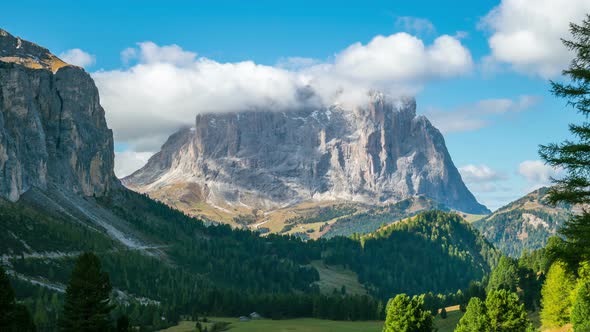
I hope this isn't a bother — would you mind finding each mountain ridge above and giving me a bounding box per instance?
[124,93,489,227]
[473,187,574,257]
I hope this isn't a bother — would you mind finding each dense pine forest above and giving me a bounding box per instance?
[0,188,499,331]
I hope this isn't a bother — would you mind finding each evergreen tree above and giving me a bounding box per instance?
[539,14,590,266]
[485,290,532,332]
[59,252,114,332]
[541,261,576,329]
[487,256,519,292]
[572,279,590,331]
[382,294,433,332]
[455,297,490,332]
[0,266,36,332]
[0,265,16,329]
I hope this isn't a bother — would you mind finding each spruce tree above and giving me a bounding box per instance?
[487,256,519,292]
[382,294,433,332]
[0,266,36,332]
[0,265,16,329]
[539,15,590,266]
[541,261,576,328]
[455,297,490,332]
[485,290,532,332]
[440,307,447,319]
[59,252,114,332]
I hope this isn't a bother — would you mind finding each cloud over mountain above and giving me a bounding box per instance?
[92,32,472,152]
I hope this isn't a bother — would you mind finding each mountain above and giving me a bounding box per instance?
[0,28,117,202]
[124,93,489,230]
[0,29,496,330]
[473,187,574,257]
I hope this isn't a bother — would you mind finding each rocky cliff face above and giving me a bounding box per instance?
[0,29,118,201]
[125,94,489,214]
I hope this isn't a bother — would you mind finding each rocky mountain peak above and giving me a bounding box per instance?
[125,94,489,216]
[0,29,70,72]
[0,28,118,202]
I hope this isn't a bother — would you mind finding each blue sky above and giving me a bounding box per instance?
[2,0,588,210]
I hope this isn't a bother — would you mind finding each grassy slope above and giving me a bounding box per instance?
[310,260,367,296]
[159,312,464,332]
[143,184,450,240]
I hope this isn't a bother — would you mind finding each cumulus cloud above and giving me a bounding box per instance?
[459,164,506,183]
[518,160,564,190]
[426,95,542,133]
[114,151,155,178]
[481,0,590,77]
[93,32,472,152]
[58,48,96,68]
[458,164,512,211]
[395,16,436,36]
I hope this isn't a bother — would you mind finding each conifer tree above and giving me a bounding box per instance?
[0,266,36,332]
[440,307,447,319]
[572,279,590,331]
[0,265,16,329]
[455,297,490,332]
[487,256,519,292]
[382,294,433,332]
[541,261,576,329]
[540,15,590,266]
[485,290,532,332]
[59,252,114,332]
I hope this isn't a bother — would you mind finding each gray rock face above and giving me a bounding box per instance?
[125,94,489,214]
[0,29,118,202]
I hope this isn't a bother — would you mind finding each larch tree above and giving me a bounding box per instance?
[541,261,576,328]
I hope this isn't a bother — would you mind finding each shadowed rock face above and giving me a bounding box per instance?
[0,29,118,201]
[125,94,490,214]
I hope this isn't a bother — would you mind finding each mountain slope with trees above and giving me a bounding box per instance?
[474,187,572,257]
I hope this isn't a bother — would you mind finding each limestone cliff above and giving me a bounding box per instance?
[0,29,118,201]
[125,94,489,214]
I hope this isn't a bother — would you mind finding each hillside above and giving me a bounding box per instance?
[347,210,501,299]
[2,190,500,329]
[473,187,573,257]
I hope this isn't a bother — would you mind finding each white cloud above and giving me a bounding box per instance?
[329,33,472,84]
[93,33,472,151]
[120,47,137,65]
[395,16,436,36]
[481,0,590,77]
[58,48,96,68]
[426,95,542,133]
[459,164,506,183]
[458,164,513,211]
[114,151,155,178]
[518,160,564,190]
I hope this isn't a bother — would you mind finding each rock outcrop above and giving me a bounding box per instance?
[0,29,118,201]
[125,93,489,214]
